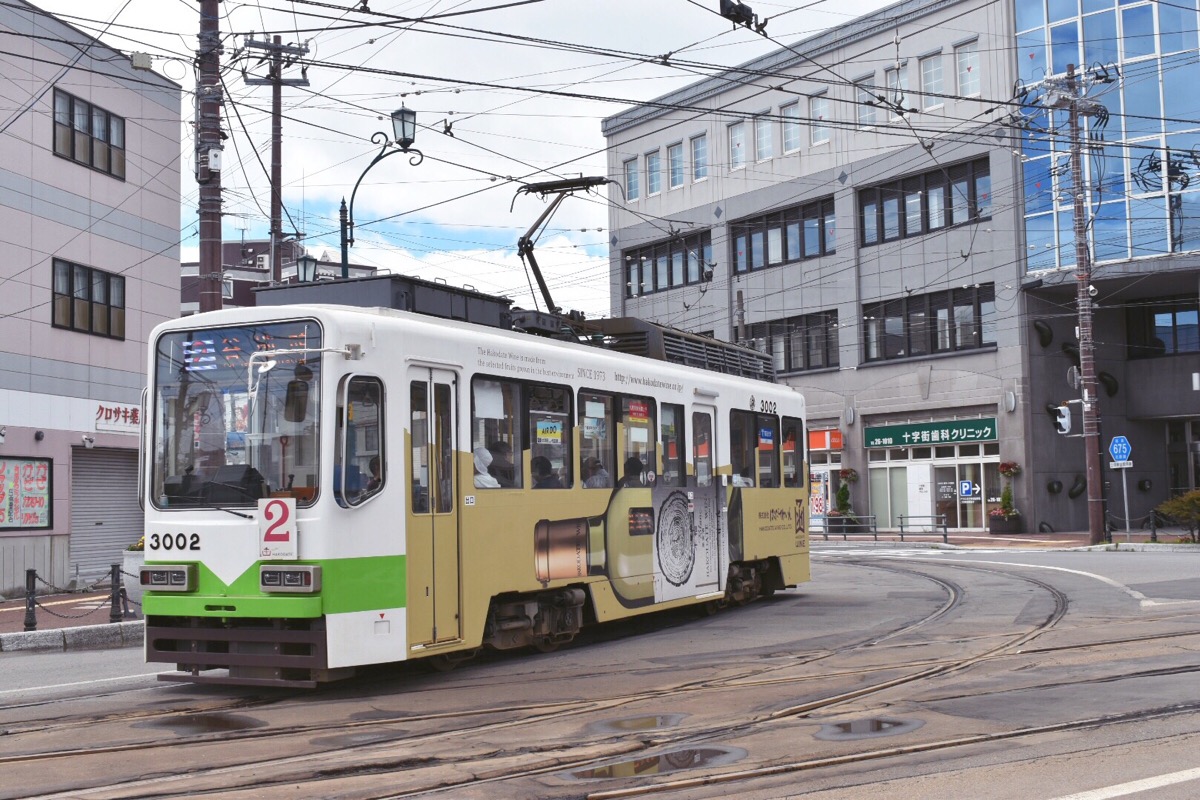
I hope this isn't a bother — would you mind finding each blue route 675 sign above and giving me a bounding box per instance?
[1108,436,1131,462]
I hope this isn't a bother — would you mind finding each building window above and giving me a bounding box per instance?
[691,134,708,180]
[52,259,125,339]
[1127,296,1200,357]
[885,65,909,116]
[810,94,830,145]
[858,157,991,247]
[730,197,835,274]
[781,102,801,152]
[624,158,639,201]
[957,41,980,96]
[53,89,126,179]
[862,284,996,363]
[754,114,772,160]
[736,311,840,373]
[856,78,876,127]
[920,54,943,108]
[729,122,746,169]
[624,231,713,297]
[667,142,684,189]
[646,150,661,195]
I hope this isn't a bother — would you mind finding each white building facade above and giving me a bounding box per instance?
[0,2,180,594]
[604,0,1200,534]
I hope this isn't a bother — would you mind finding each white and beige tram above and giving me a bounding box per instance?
[139,304,810,686]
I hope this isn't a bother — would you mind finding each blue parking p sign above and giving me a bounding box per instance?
[959,480,975,498]
[1109,436,1131,462]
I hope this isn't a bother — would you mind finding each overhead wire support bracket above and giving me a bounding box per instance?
[512,176,612,318]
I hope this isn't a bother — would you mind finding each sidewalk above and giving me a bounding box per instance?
[0,586,142,653]
[1,527,1194,653]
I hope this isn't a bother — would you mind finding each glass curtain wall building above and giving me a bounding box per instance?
[1017,0,1200,269]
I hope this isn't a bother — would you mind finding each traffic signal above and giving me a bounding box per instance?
[1054,404,1071,435]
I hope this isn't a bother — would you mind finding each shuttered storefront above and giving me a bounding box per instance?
[70,447,142,581]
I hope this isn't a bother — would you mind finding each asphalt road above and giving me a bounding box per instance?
[3,544,1200,799]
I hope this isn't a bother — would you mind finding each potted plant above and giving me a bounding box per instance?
[122,535,145,606]
[989,462,1023,534]
[829,468,859,533]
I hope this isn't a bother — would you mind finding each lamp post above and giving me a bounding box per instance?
[340,106,423,279]
[296,252,319,283]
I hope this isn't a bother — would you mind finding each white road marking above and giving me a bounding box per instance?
[0,672,161,696]
[1049,767,1200,799]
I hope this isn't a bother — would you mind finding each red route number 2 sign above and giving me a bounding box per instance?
[258,497,297,559]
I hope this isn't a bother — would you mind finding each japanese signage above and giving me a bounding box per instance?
[0,458,52,530]
[864,418,997,449]
[95,403,141,433]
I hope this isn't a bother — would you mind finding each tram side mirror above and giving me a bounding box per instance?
[284,363,313,422]
[284,379,309,422]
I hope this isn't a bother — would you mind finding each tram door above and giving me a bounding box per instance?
[406,367,461,646]
[692,406,728,590]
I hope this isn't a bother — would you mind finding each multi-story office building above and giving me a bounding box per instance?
[0,2,180,594]
[603,0,1200,534]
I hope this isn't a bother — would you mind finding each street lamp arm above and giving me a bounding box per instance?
[346,130,425,248]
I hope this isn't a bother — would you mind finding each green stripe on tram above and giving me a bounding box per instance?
[142,556,407,618]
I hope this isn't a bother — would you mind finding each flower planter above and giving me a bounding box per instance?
[122,550,145,609]
[988,516,1024,535]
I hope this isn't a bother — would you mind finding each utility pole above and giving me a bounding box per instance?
[243,36,309,284]
[1056,64,1107,545]
[196,0,224,313]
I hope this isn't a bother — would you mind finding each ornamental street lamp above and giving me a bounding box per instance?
[296,252,319,283]
[340,106,423,278]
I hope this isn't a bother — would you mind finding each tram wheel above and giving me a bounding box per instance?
[700,599,722,617]
[532,638,560,653]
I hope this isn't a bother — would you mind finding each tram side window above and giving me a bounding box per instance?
[471,378,522,488]
[529,384,571,488]
[730,410,757,486]
[620,396,656,486]
[660,404,685,487]
[757,413,780,488]
[410,382,430,512]
[336,375,384,507]
[579,391,614,489]
[693,412,713,487]
[782,416,804,488]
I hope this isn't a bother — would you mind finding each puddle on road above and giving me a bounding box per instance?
[814,717,924,741]
[567,746,746,780]
[586,713,687,734]
[135,713,267,735]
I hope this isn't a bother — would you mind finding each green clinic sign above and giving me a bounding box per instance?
[865,418,997,449]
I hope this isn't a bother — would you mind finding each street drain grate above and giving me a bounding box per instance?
[815,717,924,741]
[586,713,687,734]
[567,746,747,780]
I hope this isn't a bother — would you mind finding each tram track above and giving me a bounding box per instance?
[8,557,1193,800]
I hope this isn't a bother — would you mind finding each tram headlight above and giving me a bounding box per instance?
[139,564,195,592]
[259,564,321,593]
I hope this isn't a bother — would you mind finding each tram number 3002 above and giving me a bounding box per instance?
[149,532,201,551]
[750,395,777,415]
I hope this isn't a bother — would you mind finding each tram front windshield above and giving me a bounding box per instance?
[151,320,322,509]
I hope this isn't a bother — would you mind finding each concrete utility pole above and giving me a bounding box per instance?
[196,0,224,313]
[243,36,309,284]
[1058,64,1107,545]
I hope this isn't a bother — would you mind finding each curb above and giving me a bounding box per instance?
[0,621,143,653]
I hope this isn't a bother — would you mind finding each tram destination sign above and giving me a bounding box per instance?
[864,418,997,449]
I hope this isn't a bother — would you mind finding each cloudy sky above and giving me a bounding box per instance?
[37,0,890,317]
